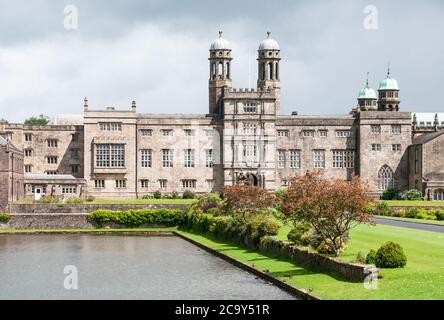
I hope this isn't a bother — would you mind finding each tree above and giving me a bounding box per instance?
[24,114,50,126]
[280,171,374,256]
[222,183,277,222]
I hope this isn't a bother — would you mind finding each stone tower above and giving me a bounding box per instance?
[378,68,400,111]
[208,31,232,115]
[357,73,377,111]
[257,32,281,113]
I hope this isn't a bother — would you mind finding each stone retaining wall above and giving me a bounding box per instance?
[259,238,377,282]
[1,214,93,229]
[6,203,189,214]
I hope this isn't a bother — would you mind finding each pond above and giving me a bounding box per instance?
[0,235,296,300]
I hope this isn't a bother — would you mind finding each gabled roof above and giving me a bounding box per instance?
[411,131,444,146]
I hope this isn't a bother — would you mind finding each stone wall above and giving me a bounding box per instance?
[6,203,189,214]
[1,214,93,229]
[259,238,377,282]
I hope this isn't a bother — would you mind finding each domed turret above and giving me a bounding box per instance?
[357,73,377,111]
[210,31,230,50]
[208,31,232,115]
[258,32,280,51]
[378,68,400,111]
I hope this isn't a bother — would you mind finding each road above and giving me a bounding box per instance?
[373,217,444,234]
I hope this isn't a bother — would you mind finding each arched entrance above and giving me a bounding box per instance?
[237,171,259,186]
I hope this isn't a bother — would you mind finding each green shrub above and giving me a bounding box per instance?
[316,238,348,255]
[356,251,366,263]
[88,209,187,228]
[375,242,407,268]
[65,197,84,204]
[287,222,311,245]
[381,189,402,200]
[0,213,11,223]
[366,249,377,265]
[182,190,196,199]
[374,201,395,216]
[393,210,405,217]
[37,196,61,204]
[416,209,436,220]
[435,210,444,221]
[274,188,288,199]
[142,194,154,200]
[86,196,96,202]
[170,191,180,199]
[405,208,419,219]
[402,189,423,201]
[191,193,224,214]
[245,215,279,244]
[153,191,162,199]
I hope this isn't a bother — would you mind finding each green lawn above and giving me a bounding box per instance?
[375,215,444,226]
[383,200,444,207]
[90,199,196,205]
[179,222,444,300]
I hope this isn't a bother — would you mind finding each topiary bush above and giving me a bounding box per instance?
[435,210,444,221]
[365,249,377,265]
[381,189,402,200]
[402,189,423,201]
[153,190,162,199]
[375,242,407,268]
[0,214,11,223]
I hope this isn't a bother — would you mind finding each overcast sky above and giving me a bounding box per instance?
[0,0,443,122]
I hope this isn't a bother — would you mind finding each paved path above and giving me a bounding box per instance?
[373,217,444,234]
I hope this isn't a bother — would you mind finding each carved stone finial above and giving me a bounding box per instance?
[84,97,88,110]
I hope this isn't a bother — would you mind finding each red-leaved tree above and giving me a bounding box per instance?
[280,171,374,256]
[222,183,278,222]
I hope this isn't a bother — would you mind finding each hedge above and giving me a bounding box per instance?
[0,213,11,223]
[88,209,187,227]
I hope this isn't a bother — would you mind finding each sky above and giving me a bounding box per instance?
[0,0,443,123]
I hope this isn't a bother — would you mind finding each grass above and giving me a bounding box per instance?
[375,215,444,226]
[383,200,444,207]
[179,222,444,300]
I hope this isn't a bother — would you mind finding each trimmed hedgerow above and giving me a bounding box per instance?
[0,214,11,223]
[88,209,187,227]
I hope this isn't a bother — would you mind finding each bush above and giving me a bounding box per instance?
[402,189,423,201]
[37,196,61,204]
[182,190,196,199]
[405,208,420,219]
[88,209,187,228]
[374,201,395,216]
[287,222,311,245]
[65,197,84,204]
[366,249,377,265]
[381,189,402,201]
[435,210,444,221]
[86,196,95,202]
[245,215,280,244]
[274,188,288,199]
[416,209,436,220]
[316,238,348,255]
[356,251,366,263]
[142,194,154,200]
[375,242,407,268]
[191,193,224,214]
[0,214,11,223]
[153,191,162,199]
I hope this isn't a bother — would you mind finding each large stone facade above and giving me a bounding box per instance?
[1,32,443,200]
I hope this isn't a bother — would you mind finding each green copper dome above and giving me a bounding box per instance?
[358,86,377,100]
[379,77,399,90]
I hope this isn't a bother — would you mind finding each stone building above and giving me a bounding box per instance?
[0,136,23,209]
[1,32,443,200]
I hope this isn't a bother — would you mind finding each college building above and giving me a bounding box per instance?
[1,32,443,203]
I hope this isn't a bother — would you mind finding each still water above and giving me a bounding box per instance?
[0,235,296,300]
